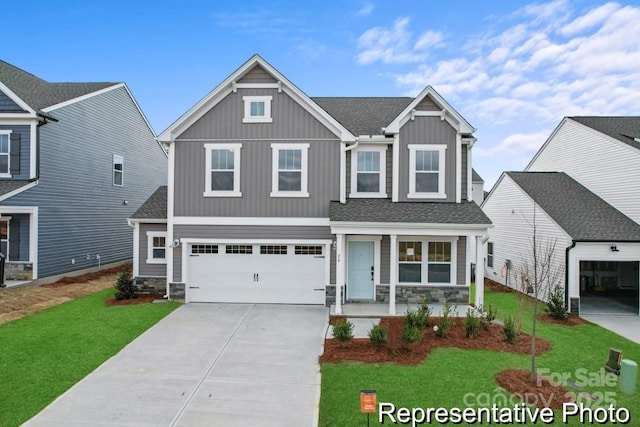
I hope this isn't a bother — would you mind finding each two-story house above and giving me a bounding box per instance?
[0,60,167,283]
[483,117,640,316]
[130,55,491,314]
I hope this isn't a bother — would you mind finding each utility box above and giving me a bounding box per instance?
[619,359,637,395]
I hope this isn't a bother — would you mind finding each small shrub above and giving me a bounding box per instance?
[545,284,569,320]
[404,308,429,329]
[464,309,481,338]
[368,324,387,348]
[477,304,497,330]
[503,315,519,344]
[114,267,136,300]
[402,323,422,343]
[332,319,354,343]
[435,300,456,338]
[417,297,432,327]
[485,304,497,322]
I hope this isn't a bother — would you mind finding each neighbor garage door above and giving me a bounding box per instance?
[187,243,327,304]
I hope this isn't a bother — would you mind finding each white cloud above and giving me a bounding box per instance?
[357,2,375,17]
[356,17,444,64]
[559,2,618,35]
[475,131,550,158]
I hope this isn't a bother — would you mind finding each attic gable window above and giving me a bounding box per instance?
[242,96,273,123]
[408,144,446,199]
[113,155,124,186]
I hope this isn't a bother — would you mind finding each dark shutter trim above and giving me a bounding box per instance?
[10,133,20,175]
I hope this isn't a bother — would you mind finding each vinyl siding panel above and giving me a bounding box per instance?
[381,235,390,283]
[398,117,457,202]
[174,88,339,217]
[139,223,167,277]
[416,96,440,111]
[0,125,30,180]
[0,90,24,111]
[237,65,277,83]
[461,146,468,200]
[527,119,640,224]
[457,237,466,285]
[0,86,167,278]
[483,175,571,298]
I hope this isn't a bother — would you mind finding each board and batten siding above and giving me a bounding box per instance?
[397,117,457,203]
[483,175,571,299]
[461,146,467,201]
[527,119,640,224]
[0,90,24,111]
[139,223,168,277]
[0,124,31,180]
[174,88,340,218]
[0,86,167,278]
[172,224,334,282]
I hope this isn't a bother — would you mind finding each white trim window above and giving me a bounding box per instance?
[398,239,456,285]
[242,95,273,123]
[204,143,242,197]
[270,143,309,197]
[0,132,10,177]
[350,146,387,197]
[408,144,446,199]
[146,231,167,264]
[113,154,124,186]
[0,218,9,259]
[487,242,494,268]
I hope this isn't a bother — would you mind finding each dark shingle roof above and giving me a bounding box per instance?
[472,168,484,183]
[131,186,167,219]
[330,199,492,225]
[0,60,116,112]
[506,172,640,241]
[312,97,413,136]
[570,116,640,150]
[0,180,34,196]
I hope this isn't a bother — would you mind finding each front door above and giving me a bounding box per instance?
[348,241,374,300]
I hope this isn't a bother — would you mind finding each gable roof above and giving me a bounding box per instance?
[506,172,640,241]
[130,186,167,220]
[312,97,412,136]
[472,168,484,183]
[0,60,116,113]
[569,116,640,151]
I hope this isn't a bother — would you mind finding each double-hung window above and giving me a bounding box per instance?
[113,155,124,186]
[0,132,10,176]
[487,242,494,268]
[243,96,273,123]
[398,239,456,284]
[350,146,387,197]
[427,241,452,283]
[270,143,309,197]
[204,143,242,197]
[399,241,422,283]
[146,232,166,264]
[408,144,446,198]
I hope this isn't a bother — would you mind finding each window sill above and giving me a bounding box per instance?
[242,117,273,123]
[397,282,457,287]
[203,191,242,198]
[0,173,12,178]
[270,192,309,198]
[348,193,388,199]
[406,193,447,199]
[146,259,167,264]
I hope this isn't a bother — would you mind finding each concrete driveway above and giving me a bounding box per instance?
[24,303,328,426]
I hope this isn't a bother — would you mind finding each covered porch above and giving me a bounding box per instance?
[0,206,38,282]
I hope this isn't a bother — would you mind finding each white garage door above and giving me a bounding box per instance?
[187,243,327,304]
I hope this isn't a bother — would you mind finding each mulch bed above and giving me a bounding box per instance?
[43,264,132,288]
[320,317,551,365]
[106,294,160,306]
[538,312,587,326]
[496,369,573,409]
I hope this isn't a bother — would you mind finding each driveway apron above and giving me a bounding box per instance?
[24,303,328,427]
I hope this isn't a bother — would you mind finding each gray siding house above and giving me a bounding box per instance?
[131,55,491,314]
[0,60,167,281]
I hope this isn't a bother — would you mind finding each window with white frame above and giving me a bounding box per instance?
[270,143,309,197]
[0,132,10,176]
[204,143,242,197]
[398,239,456,284]
[408,144,446,198]
[146,232,166,264]
[113,155,124,186]
[350,147,387,197]
[0,218,9,259]
[243,95,273,123]
[487,242,494,268]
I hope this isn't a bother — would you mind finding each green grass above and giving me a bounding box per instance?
[320,287,640,426]
[0,289,180,426]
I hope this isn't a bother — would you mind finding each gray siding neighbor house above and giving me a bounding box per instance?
[131,55,491,314]
[0,60,167,282]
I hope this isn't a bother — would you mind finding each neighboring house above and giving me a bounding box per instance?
[471,168,484,206]
[483,116,640,316]
[130,55,491,314]
[0,60,167,282]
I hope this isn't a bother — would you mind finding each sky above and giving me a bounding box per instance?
[4,0,640,188]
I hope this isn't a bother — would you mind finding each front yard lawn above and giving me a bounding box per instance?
[0,288,180,427]
[320,287,640,426]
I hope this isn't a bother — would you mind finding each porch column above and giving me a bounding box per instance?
[389,234,397,315]
[335,233,345,314]
[475,235,485,307]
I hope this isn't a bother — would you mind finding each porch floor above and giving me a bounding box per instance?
[330,302,473,317]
